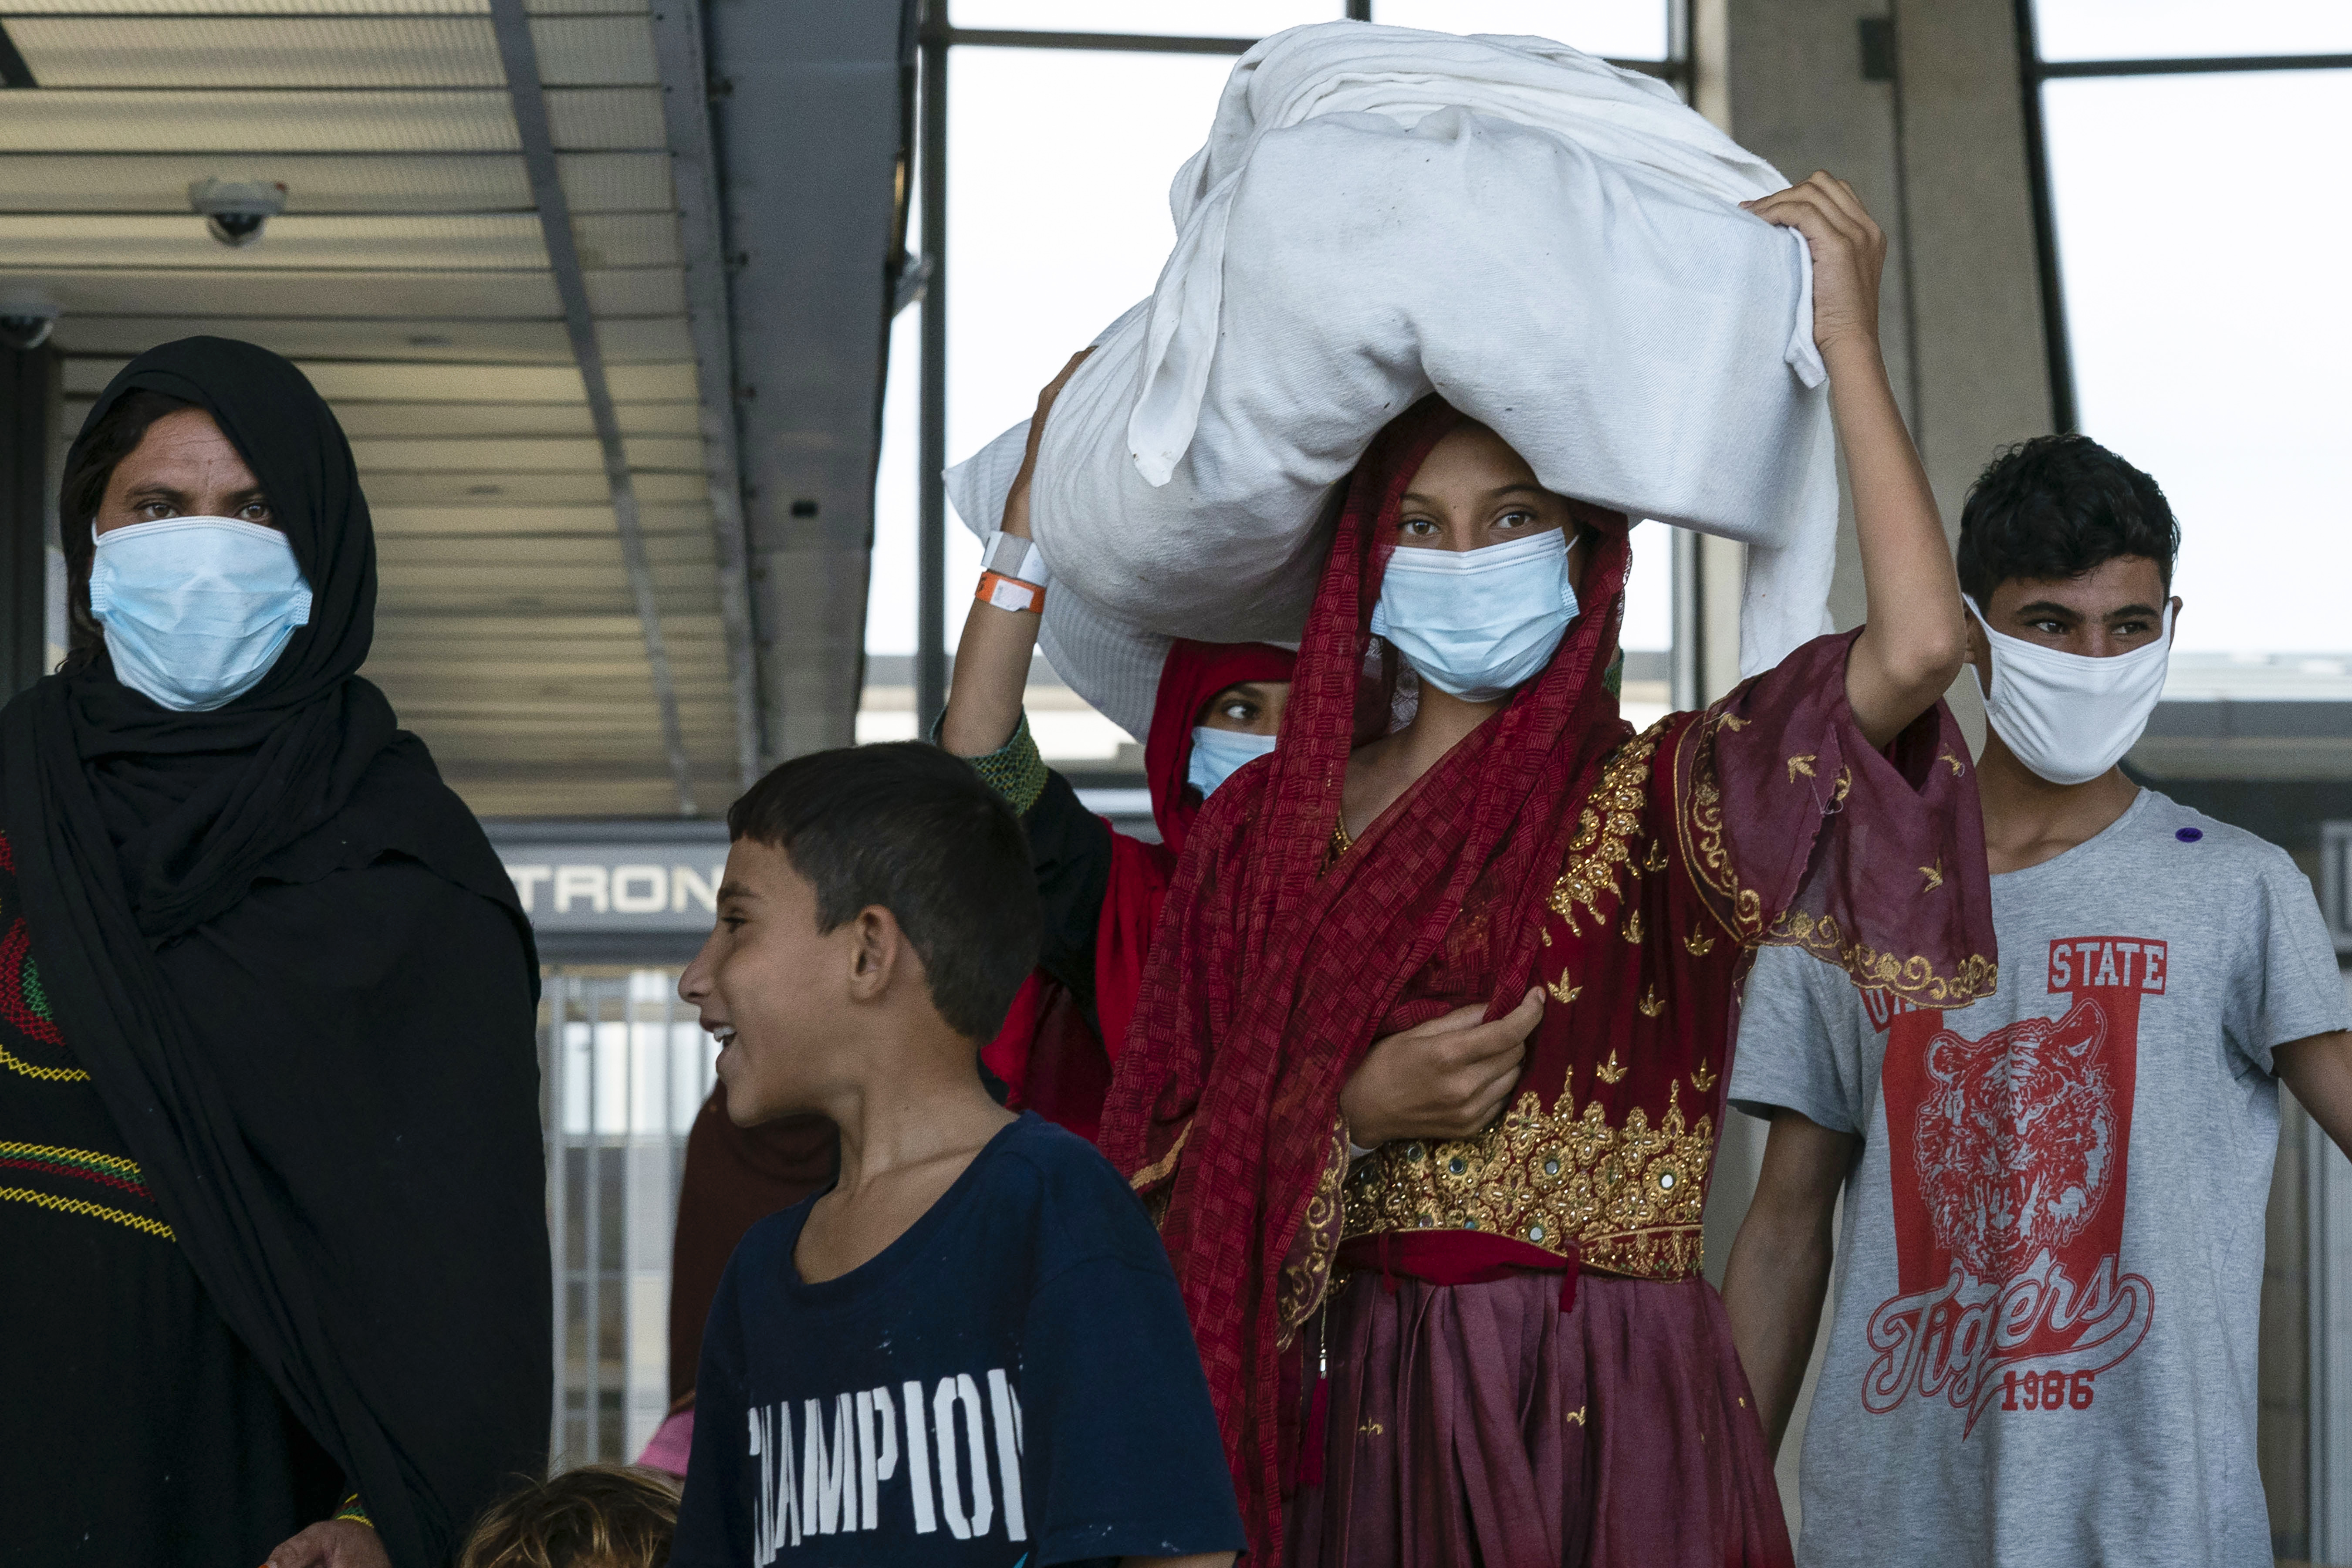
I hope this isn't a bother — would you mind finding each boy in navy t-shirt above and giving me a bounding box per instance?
[669,743,1244,1568]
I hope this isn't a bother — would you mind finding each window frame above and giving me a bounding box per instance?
[2012,0,2352,433]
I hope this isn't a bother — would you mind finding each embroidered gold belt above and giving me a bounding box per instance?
[1341,1080,1713,1281]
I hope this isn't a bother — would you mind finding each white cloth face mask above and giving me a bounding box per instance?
[1966,595,2173,786]
[1186,726,1277,799]
[1369,529,1580,702]
[90,517,313,712]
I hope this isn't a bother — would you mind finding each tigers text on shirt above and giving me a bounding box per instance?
[1730,790,2351,1568]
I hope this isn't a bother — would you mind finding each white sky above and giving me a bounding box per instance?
[2032,0,2352,60]
[2042,68,2350,654]
[869,6,2349,670]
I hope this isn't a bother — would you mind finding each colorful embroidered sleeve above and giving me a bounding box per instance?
[948,711,1049,816]
[332,1492,373,1527]
[1674,630,1997,1006]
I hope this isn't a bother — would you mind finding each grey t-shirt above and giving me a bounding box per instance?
[1730,789,2350,1568]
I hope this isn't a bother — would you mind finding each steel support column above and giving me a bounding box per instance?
[916,4,948,738]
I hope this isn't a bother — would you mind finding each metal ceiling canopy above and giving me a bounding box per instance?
[0,0,909,815]
[488,0,692,815]
[647,0,757,787]
[703,0,916,761]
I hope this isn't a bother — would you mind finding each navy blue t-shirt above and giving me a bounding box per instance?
[671,1113,1244,1567]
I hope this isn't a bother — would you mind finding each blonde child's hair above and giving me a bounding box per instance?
[459,1464,680,1568]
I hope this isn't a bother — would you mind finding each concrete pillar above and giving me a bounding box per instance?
[1717,0,2055,754]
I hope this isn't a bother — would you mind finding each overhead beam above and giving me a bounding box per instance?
[648,0,761,788]
[489,0,697,815]
[703,0,916,760]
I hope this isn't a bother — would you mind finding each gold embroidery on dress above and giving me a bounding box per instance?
[1594,1050,1626,1085]
[1547,726,1664,936]
[1679,708,1767,941]
[1785,754,1817,782]
[1764,909,1998,1005]
[1832,766,1852,806]
[1644,840,1669,874]
[1622,909,1645,945]
[1277,1117,1351,1348]
[1720,714,1749,730]
[1341,1081,1714,1281]
[1540,927,1552,947]
[1683,930,1716,957]
[1691,1058,1718,1093]
[1637,985,1664,1018]
[1940,750,1966,776]
[1547,972,1582,1005]
[1919,860,1944,891]
[1678,700,1997,1002]
[1566,1407,1587,1425]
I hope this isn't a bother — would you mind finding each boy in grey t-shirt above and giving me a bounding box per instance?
[1723,436,2352,1567]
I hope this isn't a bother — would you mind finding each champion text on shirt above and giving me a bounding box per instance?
[745,1369,1027,1560]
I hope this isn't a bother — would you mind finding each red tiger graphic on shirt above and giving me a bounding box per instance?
[1859,937,2161,1436]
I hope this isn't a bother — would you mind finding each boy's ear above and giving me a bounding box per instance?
[844,905,905,1004]
[1963,602,1992,690]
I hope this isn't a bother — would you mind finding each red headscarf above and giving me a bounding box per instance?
[1142,638,1298,858]
[1099,398,1634,1557]
[984,638,1296,1134]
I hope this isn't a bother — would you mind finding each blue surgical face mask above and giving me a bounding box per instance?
[1186,726,1277,799]
[89,517,312,712]
[1369,529,1580,702]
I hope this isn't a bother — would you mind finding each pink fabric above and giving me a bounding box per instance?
[635,1407,694,1480]
[1290,1272,1793,1568]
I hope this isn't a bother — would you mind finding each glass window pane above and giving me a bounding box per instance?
[945,46,1234,495]
[864,304,924,662]
[2042,70,2351,659]
[1371,0,1669,60]
[1622,526,1668,654]
[951,0,1340,37]
[2033,0,2352,62]
[868,47,1237,762]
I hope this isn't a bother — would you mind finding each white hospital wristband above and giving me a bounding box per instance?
[983,531,1051,589]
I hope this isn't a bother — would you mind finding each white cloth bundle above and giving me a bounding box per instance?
[947,21,1838,738]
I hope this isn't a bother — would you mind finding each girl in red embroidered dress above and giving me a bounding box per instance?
[1099,174,1998,1567]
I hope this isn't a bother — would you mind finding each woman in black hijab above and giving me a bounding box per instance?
[0,339,549,1567]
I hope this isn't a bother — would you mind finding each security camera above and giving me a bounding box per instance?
[0,299,58,351]
[189,178,287,248]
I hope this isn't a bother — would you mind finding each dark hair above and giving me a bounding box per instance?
[459,1464,678,1568]
[57,388,198,670]
[727,742,1041,1041]
[1956,435,2180,606]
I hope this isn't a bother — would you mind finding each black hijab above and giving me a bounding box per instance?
[1,338,550,1565]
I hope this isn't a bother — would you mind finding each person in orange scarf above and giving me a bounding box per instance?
[1100,173,1998,1567]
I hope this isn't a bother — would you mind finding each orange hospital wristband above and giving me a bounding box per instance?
[977,570,1045,615]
